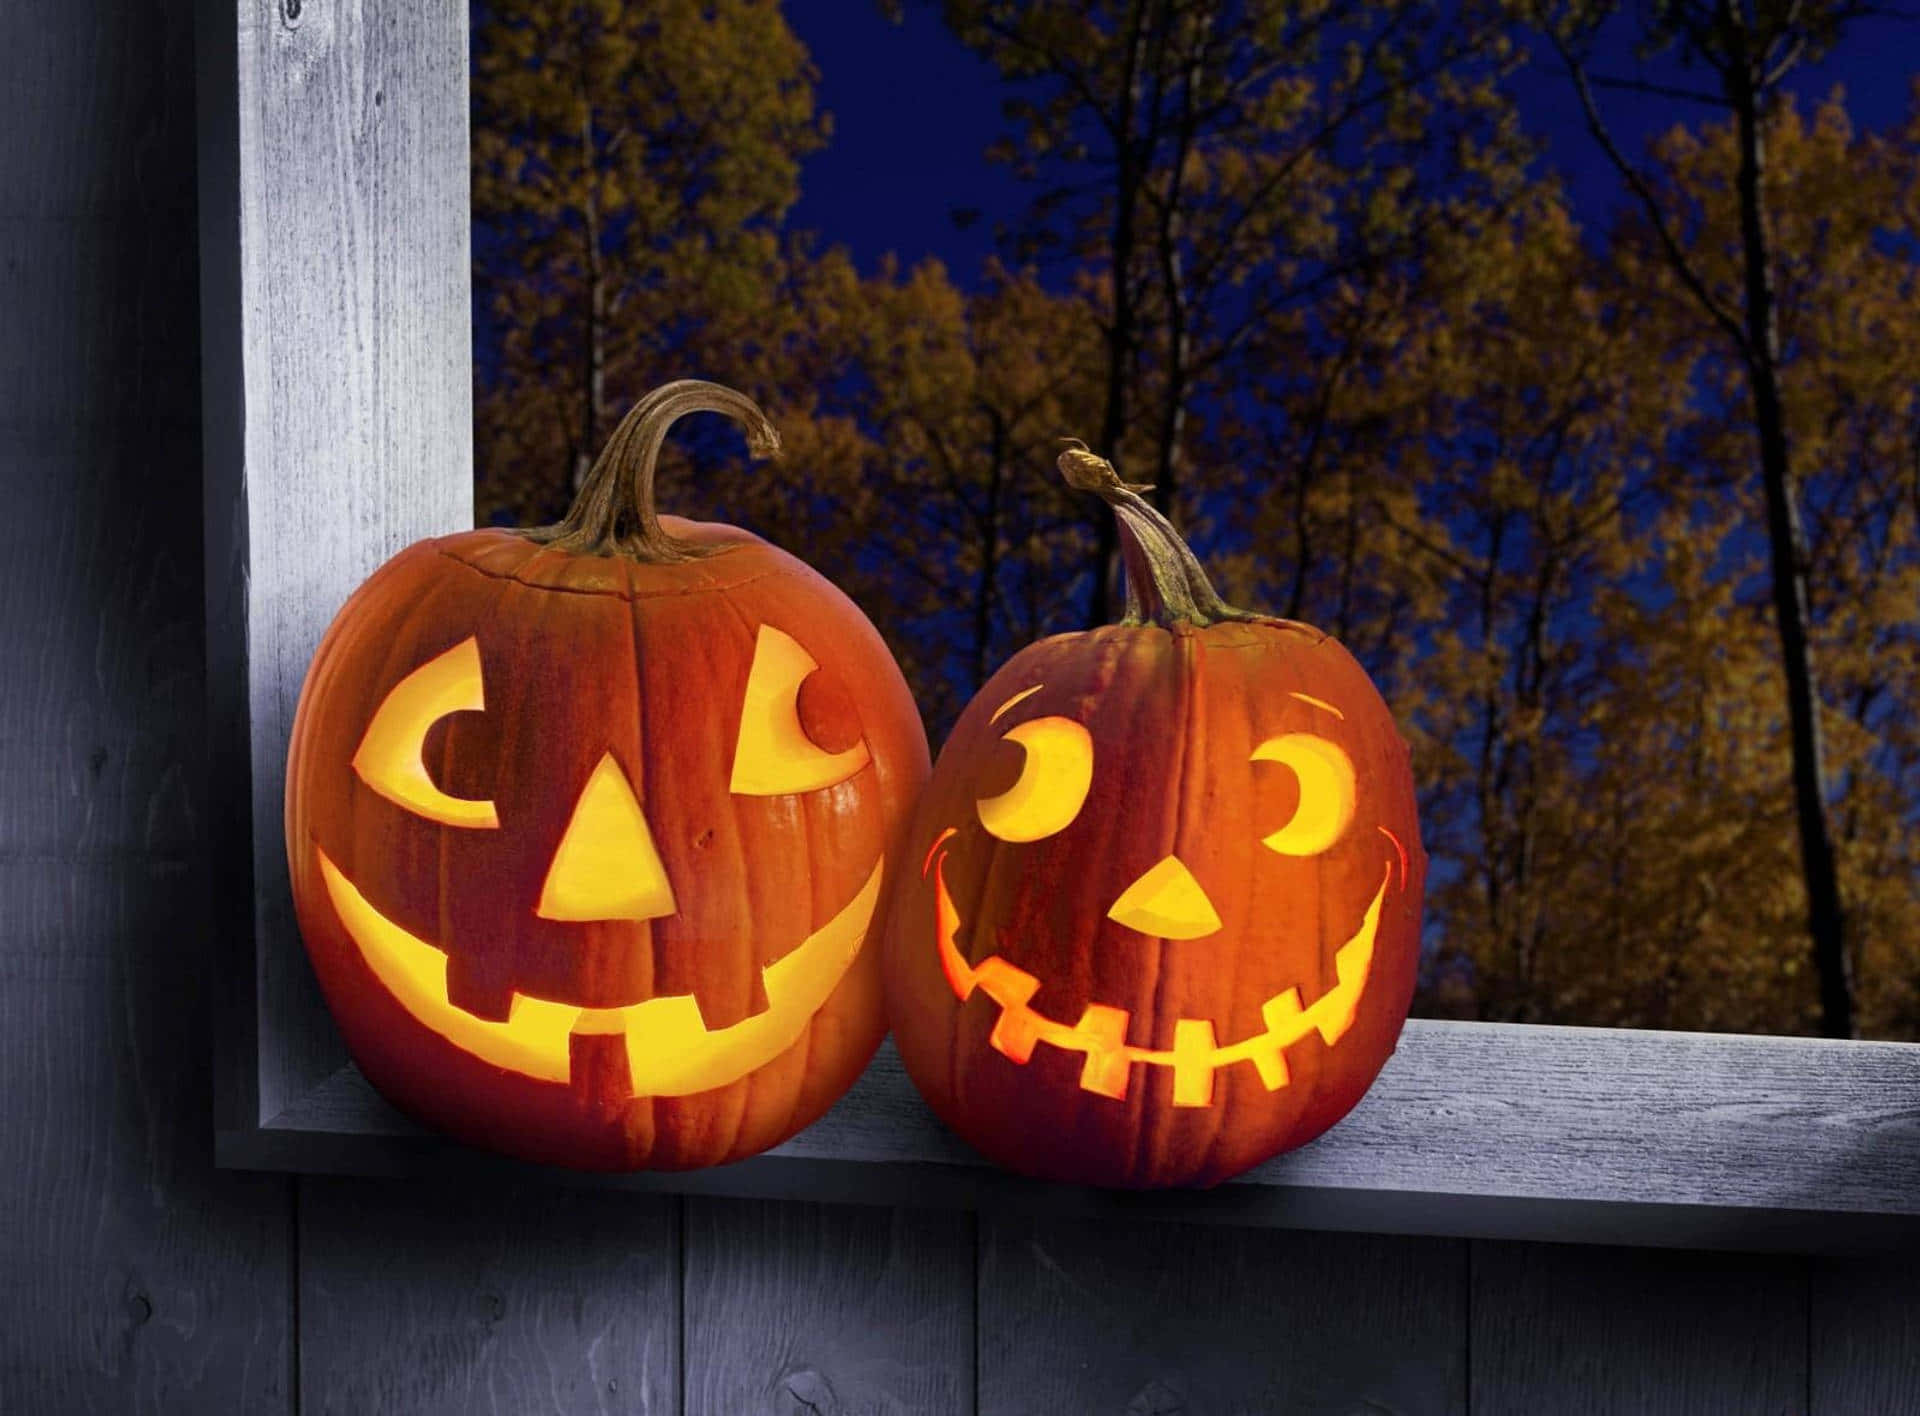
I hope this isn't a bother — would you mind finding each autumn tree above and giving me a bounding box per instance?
[464,3,1919,1037]
[1315,177,1696,1024]
[913,0,1526,624]
[1536,0,1891,1035]
[471,0,826,519]
[1393,82,1920,1038]
[468,1,939,711]
[831,260,1106,731]
[1602,92,1920,1035]
[469,1,1108,745]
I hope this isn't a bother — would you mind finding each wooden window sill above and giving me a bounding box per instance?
[218,1023,1920,1255]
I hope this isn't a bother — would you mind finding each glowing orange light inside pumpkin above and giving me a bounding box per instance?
[351,636,499,829]
[536,752,677,922]
[1252,732,1356,856]
[322,616,896,1099]
[928,842,1389,1106]
[730,624,870,796]
[976,716,1094,843]
[1106,854,1222,939]
[1287,691,1345,719]
[319,844,883,1094]
[988,683,1045,724]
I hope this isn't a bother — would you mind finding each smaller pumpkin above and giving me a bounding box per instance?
[285,381,929,1171]
[882,442,1427,1188]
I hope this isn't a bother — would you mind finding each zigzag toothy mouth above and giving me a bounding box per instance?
[928,840,1390,1107]
[318,848,881,1095]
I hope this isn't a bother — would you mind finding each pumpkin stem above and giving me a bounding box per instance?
[1056,439,1267,629]
[526,379,781,562]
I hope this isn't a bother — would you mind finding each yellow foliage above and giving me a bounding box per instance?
[469,3,1920,1039]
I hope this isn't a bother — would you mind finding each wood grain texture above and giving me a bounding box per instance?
[1809,1257,1920,1412]
[250,1023,1920,1253]
[978,1214,1466,1415]
[683,1197,974,1415]
[216,0,474,1118]
[298,1177,680,1415]
[1469,1241,1806,1415]
[1264,1021,1920,1216]
[0,1,291,1409]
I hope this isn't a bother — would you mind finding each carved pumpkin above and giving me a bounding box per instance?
[882,444,1426,1188]
[285,382,929,1170]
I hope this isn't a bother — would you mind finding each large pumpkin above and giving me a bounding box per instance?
[285,381,929,1170]
[883,443,1426,1188]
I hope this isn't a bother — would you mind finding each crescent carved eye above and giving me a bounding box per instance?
[352,636,500,829]
[977,715,1094,843]
[1251,732,1355,856]
[730,624,871,796]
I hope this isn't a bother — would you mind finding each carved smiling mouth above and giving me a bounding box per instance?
[317,848,881,1095]
[928,839,1391,1108]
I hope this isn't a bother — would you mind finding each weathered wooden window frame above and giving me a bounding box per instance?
[199,0,1920,1254]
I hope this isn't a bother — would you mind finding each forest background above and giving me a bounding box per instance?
[468,0,1920,1041]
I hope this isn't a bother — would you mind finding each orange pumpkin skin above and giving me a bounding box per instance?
[285,392,928,1171]
[882,458,1425,1189]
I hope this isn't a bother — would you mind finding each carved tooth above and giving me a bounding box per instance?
[989,1005,1045,1064]
[1334,932,1373,990]
[1313,1011,1354,1047]
[1314,924,1378,1046]
[686,967,771,1031]
[973,956,1040,1010]
[1261,987,1307,1045]
[1170,1019,1218,1107]
[443,951,518,1022]
[977,958,1044,1062]
[570,1007,628,1036]
[1074,1004,1132,1098]
[944,865,1395,1101]
[1249,1044,1291,1091]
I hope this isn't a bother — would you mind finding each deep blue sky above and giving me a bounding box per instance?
[786,5,1919,281]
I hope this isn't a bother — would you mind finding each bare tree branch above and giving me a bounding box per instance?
[1550,30,1752,356]
[1589,73,1724,107]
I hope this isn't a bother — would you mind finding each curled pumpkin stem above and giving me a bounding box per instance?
[528,379,781,563]
[1056,438,1270,629]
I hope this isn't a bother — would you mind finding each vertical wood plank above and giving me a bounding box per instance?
[1810,1257,1920,1412]
[299,1177,681,1415]
[978,1215,1467,1415]
[0,1,292,1408]
[214,0,474,1117]
[683,1198,975,1415]
[1470,1240,1806,1414]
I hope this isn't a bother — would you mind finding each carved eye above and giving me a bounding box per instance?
[977,714,1094,843]
[1251,732,1355,857]
[730,625,871,796]
[352,636,499,829]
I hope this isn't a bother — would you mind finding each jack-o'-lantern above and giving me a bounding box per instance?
[882,443,1426,1188]
[285,381,929,1171]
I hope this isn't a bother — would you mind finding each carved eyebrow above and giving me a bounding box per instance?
[990,683,1045,724]
[1288,691,1345,720]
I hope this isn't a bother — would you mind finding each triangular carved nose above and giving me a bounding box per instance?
[536,752,678,922]
[1107,854,1222,940]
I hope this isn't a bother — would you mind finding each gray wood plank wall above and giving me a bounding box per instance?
[3,3,1915,1411]
[1,2,292,1410]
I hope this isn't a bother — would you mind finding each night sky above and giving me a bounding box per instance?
[786,4,1920,282]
